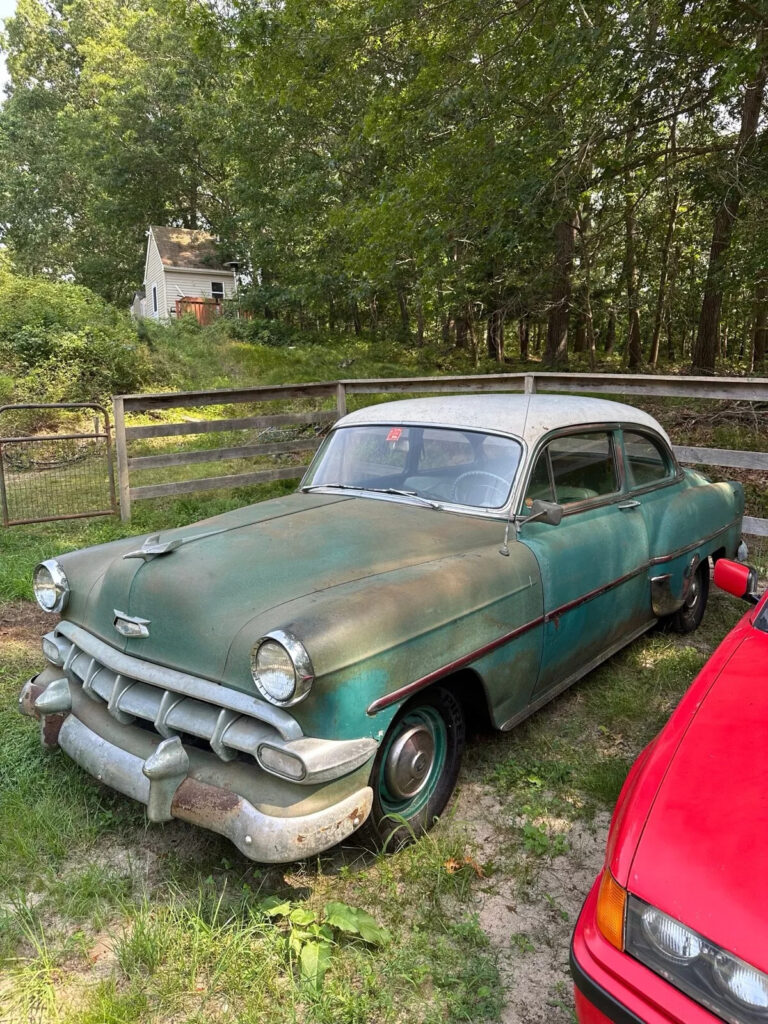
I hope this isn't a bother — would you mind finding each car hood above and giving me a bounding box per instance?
[63,492,508,685]
[629,622,768,973]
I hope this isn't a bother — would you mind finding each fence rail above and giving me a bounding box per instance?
[113,371,768,534]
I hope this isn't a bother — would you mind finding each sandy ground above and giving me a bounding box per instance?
[454,783,610,1023]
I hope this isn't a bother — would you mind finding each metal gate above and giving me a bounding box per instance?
[0,403,118,526]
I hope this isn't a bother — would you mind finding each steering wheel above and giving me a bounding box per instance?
[452,471,509,506]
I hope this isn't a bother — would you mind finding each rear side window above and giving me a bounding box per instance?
[549,433,618,503]
[624,431,673,488]
[524,431,619,508]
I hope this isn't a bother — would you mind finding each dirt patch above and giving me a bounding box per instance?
[455,784,610,1022]
[0,600,57,648]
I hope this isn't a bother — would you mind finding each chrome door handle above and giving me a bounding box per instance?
[617,500,640,511]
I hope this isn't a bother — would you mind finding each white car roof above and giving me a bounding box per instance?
[337,394,671,447]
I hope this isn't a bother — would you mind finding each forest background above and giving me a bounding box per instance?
[0,0,767,387]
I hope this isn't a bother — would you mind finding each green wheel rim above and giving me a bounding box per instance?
[378,706,448,819]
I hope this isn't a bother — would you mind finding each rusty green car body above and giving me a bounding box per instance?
[19,395,745,862]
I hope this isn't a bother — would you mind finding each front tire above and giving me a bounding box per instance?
[668,559,710,633]
[363,686,465,851]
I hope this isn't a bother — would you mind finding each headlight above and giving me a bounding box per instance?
[641,905,703,963]
[626,895,768,1023]
[250,630,314,707]
[33,560,70,613]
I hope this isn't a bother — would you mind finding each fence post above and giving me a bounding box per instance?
[524,374,537,394]
[0,443,9,527]
[336,382,347,418]
[112,396,131,522]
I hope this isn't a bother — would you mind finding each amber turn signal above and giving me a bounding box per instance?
[596,868,627,951]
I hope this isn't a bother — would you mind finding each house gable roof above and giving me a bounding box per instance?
[150,226,230,272]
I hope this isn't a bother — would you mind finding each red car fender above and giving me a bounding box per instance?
[605,612,755,887]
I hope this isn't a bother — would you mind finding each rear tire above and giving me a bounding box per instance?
[362,686,465,852]
[668,559,709,634]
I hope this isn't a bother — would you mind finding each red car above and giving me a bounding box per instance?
[571,557,768,1024]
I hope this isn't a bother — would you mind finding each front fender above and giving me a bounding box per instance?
[225,543,544,740]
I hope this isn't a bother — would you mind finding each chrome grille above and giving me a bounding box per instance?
[49,620,302,762]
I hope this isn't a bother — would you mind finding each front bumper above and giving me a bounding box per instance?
[20,667,374,864]
[571,877,721,1024]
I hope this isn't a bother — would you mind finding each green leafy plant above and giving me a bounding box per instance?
[260,896,391,992]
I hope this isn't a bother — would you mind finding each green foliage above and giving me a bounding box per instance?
[0,265,152,404]
[259,896,390,991]
[1,1,766,368]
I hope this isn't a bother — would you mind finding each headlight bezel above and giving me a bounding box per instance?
[626,894,768,1023]
[33,559,70,613]
[250,629,314,707]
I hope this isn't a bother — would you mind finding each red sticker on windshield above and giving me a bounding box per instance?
[386,428,403,442]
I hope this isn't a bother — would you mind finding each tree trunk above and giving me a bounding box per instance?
[416,302,425,346]
[397,287,410,339]
[545,216,576,366]
[665,243,681,360]
[572,296,587,353]
[624,185,643,369]
[693,34,767,373]
[486,307,504,362]
[753,279,768,370]
[604,307,616,354]
[519,313,530,360]
[649,189,679,367]
[577,211,597,369]
[351,300,362,336]
[467,305,480,367]
[441,314,452,345]
[455,312,468,349]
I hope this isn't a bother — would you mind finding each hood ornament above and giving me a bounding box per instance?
[123,535,182,561]
[114,610,151,638]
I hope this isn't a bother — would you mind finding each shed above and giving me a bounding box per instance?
[137,226,237,321]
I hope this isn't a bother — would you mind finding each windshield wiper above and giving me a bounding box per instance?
[302,483,439,509]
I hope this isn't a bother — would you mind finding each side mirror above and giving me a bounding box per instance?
[526,499,563,527]
[714,559,760,605]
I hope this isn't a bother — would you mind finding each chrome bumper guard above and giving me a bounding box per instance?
[38,621,377,785]
[19,675,373,863]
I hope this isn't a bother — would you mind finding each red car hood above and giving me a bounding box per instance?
[629,623,768,974]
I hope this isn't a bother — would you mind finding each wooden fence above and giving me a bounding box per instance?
[175,297,223,326]
[113,371,768,534]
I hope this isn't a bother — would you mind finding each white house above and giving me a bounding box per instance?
[134,226,237,320]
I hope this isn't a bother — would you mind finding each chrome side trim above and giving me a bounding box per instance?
[368,517,741,715]
[499,619,656,731]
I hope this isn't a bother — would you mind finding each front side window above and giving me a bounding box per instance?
[211,281,224,302]
[152,283,158,313]
[524,431,618,508]
[624,431,673,488]
[303,425,523,509]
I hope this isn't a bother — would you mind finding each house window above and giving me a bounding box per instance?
[211,282,224,303]
[152,284,158,314]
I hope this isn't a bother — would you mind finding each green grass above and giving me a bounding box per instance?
[1,322,767,1022]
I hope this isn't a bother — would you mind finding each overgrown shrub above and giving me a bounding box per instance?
[0,265,153,406]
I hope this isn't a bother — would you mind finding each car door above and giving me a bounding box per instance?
[519,428,653,703]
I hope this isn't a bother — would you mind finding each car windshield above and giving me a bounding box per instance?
[302,424,523,509]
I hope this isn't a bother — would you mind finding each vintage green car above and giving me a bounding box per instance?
[19,395,745,862]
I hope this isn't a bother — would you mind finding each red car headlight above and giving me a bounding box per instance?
[626,895,768,1023]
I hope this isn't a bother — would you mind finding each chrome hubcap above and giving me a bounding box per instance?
[383,724,436,799]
